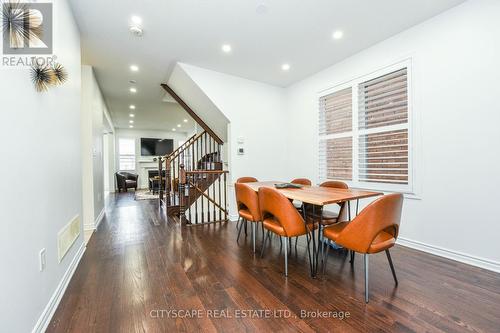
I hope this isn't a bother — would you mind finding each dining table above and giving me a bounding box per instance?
[244,181,383,277]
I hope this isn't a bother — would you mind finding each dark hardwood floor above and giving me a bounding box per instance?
[48,193,500,332]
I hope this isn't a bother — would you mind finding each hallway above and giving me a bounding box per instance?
[47,194,500,332]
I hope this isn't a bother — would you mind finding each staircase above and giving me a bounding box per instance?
[158,84,229,225]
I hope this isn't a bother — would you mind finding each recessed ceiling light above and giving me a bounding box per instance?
[172,128,176,131]
[183,119,188,123]
[129,105,135,110]
[332,30,344,40]
[221,44,232,53]
[129,114,135,117]
[129,125,134,128]
[177,124,181,128]
[281,63,290,71]
[130,65,139,72]
[129,120,134,124]
[131,16,142,25]
[129,87,137,93]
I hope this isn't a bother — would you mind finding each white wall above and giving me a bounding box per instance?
[285,0,500,270]
[81,65,110,228]
[173,64,289,217]
[0,1,84,332]
[115,128,188,189]
[169,64,230,142]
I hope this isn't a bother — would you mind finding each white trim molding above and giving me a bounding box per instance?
[397,237,500,273]
[94,208,105,229]
[32,243,86,333]
[84,208,105,231]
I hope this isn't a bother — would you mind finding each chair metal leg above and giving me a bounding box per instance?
[364,254,369,303]
[385,249,398,285]
[237,219,244,243]
[350,250,355,265]
[323,239,331,275]
[252,222,256,253]
[260,230,269,258]
[320,225,324,264]
[279,236,283,252]
[284,237,288,276]
[244,220,248,235]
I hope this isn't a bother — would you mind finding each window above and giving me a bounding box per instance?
[319,62,412,192]
[119,138,136,171]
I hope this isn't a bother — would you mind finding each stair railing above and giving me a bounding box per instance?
[179,167,229,225]
[160,130,224,211]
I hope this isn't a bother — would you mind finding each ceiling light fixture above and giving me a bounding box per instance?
[130,65,139,72]
[221,44,232,53]
[332,30,344,40]
[129,105,136,109]
[172,128,176,131]
[177,124,181,128]
[129,114,135,117]
[129,87,137,93]
[129,125,134,128]
[281,63,290,71]
[183,119,188,123]
[129,120,134,124]
[129,16,144,37]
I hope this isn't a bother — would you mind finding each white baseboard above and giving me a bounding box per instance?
[94,208,105,229]
[84,208,105,231]
[32,242,86,333]
[397,237,500,273]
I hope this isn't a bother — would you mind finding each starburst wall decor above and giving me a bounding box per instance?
[52,63,68,85]
[30,64,54,92]
[29,63,69,92]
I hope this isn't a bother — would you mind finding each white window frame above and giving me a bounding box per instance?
[318,59,415,194]
[118,138,136,171]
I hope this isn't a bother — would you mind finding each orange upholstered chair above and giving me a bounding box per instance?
[235,183,262,253]
[322,193,403,302]
[290,178,312,186]
[258,187,317,276]
[236,177,258,183]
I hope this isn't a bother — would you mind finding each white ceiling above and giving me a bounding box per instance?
[69,0,466,130]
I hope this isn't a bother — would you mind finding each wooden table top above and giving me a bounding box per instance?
[243,181,383,206]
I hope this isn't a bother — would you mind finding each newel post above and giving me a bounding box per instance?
[158,157,163,203]
[165,157,171,205]
[179,164,187,222]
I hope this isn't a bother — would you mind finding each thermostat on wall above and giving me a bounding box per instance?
[238,147,245,155]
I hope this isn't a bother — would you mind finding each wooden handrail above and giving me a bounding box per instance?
[165,132,198,159]
[186,170,228,175]
[161,83,224,145]
[170,131,206,161]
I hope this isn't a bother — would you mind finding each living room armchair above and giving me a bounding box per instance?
[116,172,138,192]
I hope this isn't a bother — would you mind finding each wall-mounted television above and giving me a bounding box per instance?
[140,138,174,156]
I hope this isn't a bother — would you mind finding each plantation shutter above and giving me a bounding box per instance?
[358,68,409,185]
[318,87,353,181]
